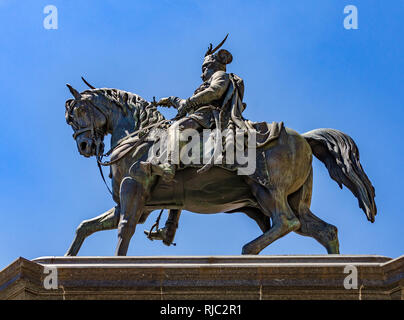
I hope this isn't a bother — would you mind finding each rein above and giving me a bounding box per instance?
[96,119,168,167]
[94,119,168,196]
[73,127,93,139]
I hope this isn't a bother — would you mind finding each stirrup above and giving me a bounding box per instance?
[144,227,176,246]
[144,227,167,241]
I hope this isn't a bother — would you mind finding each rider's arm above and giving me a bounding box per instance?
[186,71,230,109]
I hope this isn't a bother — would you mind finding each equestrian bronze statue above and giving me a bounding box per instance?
[64,36,376,256]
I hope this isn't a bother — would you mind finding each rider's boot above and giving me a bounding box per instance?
[140,119,180,182]
[144,210,180,246]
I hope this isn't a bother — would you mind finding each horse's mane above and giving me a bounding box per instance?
[81,88,166,130]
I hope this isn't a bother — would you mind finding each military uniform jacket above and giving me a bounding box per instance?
[186,70,243,129]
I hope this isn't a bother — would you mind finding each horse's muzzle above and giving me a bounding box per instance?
[77,136,97,157]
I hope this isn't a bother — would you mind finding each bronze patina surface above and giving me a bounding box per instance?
[64,36,376,257]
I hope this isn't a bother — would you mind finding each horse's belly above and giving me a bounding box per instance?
[146,167,256,213]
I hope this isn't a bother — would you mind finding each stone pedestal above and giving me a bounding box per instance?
[0,255,403,300]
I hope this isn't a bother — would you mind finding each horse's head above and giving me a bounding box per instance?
[65,84,108,158]
[65,79,166,159]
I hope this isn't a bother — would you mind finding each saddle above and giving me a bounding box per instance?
[192,119,284,187]
[107,115,284,189]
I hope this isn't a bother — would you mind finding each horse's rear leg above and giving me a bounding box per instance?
[65,206,120,256]
[296,209,340,254]
[289,168,340,254]
[242,183,300,255]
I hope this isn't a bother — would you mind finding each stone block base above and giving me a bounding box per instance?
[0,255,403,300]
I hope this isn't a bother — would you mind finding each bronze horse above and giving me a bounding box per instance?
[64,82,376,256]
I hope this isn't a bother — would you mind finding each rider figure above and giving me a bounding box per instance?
[146,34,243,181]
[144,35,247,244]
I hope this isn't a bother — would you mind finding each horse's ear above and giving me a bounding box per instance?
[81,76,96,89]
[66,84,81,99]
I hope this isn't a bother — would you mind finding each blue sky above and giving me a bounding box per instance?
[0,0,403,270]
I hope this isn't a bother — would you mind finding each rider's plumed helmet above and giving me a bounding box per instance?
[203,34,233,72]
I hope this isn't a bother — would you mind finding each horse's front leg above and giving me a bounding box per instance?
[65,206,120,256]
[115,177,150,256]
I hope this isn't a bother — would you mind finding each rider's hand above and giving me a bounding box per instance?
[157,97,174,107]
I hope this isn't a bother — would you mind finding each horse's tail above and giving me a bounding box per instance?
[302,128,377,222]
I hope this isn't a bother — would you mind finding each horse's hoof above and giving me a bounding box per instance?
[242,244,259,255]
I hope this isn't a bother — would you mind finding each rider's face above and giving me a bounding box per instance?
[201,62,216,82]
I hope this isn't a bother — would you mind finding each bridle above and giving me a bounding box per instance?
[69,99,113,194]
[69,99,108,149]
[68,97,169,196]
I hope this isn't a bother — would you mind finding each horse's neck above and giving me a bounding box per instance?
[101,89,165,147]
[110,114,137,148]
